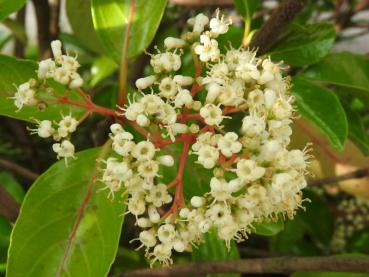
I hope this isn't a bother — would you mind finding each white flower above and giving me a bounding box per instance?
[236,159,265,183]
[210,177,232,202]
[137,160,159,179]
[58,115,78,134]
[136,114,150,127]
[209,11,231,37]
[29,120,55,138]
[196,145,219,169]
[52,140,75,161]
[241,115,266,137]
[200,104,224,126]
[159,77,177,99]
[217,132,242,157]
[12,82,37,110]
[187,13,209,33]
[38,59,56,79]
[194,35,220,62]
[125,102,145,121]
[145,184,172,207]
[132,141,156,161]
[112,132,135,156]
[139,230,157,248]
[174,89,193,108]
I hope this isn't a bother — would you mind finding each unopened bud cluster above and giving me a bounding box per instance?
[330,197,369,253]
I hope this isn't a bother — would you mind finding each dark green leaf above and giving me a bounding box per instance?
[7,148,126,277]
[254,220,284,236]
[91,0,167,63]
[90,56,118,86]
[269,23,335,66]
[159,144,212,199]
[0,0,27,21]
[302,52,369,103]
[65,0,104,54]
[344,106,369,155]
[192,228,240,277]
[291,76,348,151]
[0,55,85,122]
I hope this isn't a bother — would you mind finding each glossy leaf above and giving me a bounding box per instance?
[192,228,240,277]
[291,76,348,151]
[90,56,118,86]
[0,0,27,21]
[65,0,104,54]
[303,52,369,103]
[344,106,369,155]
[0,55,85,122]
[254,220,284,236]
[91,0,167,63]
[7,148,126,277]
[269,23,335,66]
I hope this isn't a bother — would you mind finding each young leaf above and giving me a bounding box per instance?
[192,228,240,277]
[65,0,104,54]
[7,147,126,277]
[269,22,335,66]
[0,0,27,21]
[302,52,369,104]
[290,76,348,151]
[90,56,118,87]
[91,0,167,63]
[0,55,85,122]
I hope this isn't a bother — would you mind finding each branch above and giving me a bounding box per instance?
[114,256,369,277]
[308,168,369,187]
[0,158,39,181]
[0,186,20,223]
[32,0,51,58]
[118,0,135,107]
[250,0,308,54]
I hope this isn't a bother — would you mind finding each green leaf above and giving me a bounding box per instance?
[65,0,104,54]
[192,228,240,277]
[7,147,126,277]
[159,144,212,199]
[2,18,27,44]
[290,76,348,151]
[90,56,118,87]
[269,22,335,66]
[302,52,369,103]
[0,171,24,203]
[344,106,369,155]
[0,0,27,21]
[254,220,284,236]
[91,0,167,63]
[0,55,85,122]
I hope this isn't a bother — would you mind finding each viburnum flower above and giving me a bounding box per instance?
[11,10,310,267]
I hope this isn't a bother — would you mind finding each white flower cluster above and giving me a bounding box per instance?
[11,40,84,163]
[330,197,369,253]
[98,11,310,265]
[11,40,83,111]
